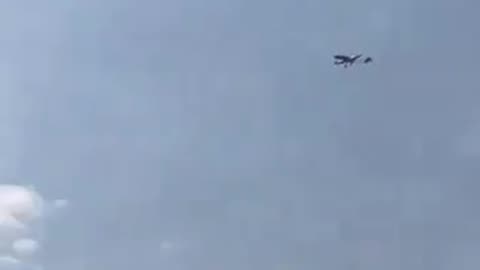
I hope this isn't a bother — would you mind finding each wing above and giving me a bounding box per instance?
[334,55,349,60]
[351,54,362,61]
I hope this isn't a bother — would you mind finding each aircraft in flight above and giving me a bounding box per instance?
[333,54,372,67]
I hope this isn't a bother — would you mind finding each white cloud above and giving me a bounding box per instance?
[0,255,22,269]
[0,185,67,269]
[13,239,39,258]
[0,186,44,223]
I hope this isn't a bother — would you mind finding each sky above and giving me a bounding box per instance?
[1,0,480,269]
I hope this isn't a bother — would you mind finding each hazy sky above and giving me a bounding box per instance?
[1,0,480,269]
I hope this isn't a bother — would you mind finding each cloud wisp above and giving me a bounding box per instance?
[0,185,66,269]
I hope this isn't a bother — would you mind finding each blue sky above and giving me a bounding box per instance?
[1,0,480,269]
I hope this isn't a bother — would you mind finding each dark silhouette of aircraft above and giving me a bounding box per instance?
[334,54,362,67]
[334,54,372,67]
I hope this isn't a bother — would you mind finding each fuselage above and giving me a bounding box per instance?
[334,54,366,67]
